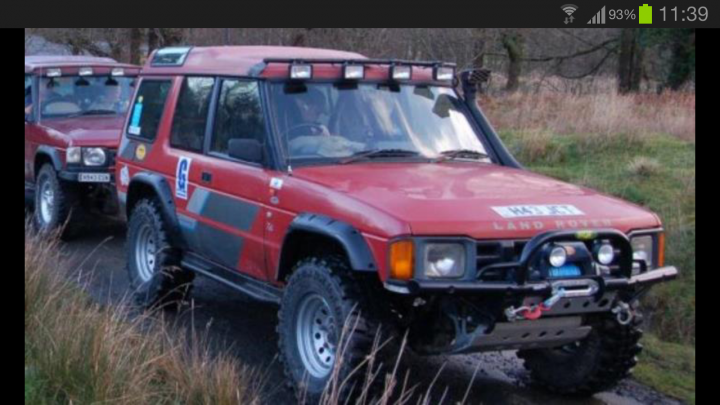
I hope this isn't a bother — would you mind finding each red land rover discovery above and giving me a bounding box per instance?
[116,46,677,401]
[25,56,139,233]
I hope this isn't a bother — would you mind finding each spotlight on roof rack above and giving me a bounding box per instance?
[391,65,412,81]
[435,66,456,82]
[344,64,365,80]
[46,68,62,78]
[79,67,94,77]
[290,64,313,80]
[111,68,125,77]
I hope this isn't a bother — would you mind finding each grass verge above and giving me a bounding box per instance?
[636,334,695,405]
[24,228,262,405]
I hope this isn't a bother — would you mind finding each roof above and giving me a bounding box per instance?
[142,46,368,76]
[25,56,138,74]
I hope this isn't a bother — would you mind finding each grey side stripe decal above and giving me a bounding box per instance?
[187,189,260,232]
[179,213,243,268]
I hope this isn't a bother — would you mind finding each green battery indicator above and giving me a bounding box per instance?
[639,4,652,24]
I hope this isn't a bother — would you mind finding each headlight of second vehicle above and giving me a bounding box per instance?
[83,148,107,166]
[424,244,465,278]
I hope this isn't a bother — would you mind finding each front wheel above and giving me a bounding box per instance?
[278,257,380,402]
[33,164,78,235]
[518,314,643,396]
[126,199,194,309]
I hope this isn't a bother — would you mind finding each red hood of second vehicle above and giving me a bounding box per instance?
[292,163,660,239]
[41,116,125,148]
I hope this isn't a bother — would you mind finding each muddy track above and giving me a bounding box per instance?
[57,219,683,405]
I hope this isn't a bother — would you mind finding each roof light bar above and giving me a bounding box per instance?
[79,67,94,76]
[343,64,365,80]
[46,68,62,78]
[111,68,125,77]
[290,64,313,80]
[434,66,456,82]
[391,65,412,81]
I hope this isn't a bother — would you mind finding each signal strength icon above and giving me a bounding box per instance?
[588,6,606,24]
[561,4,579,24]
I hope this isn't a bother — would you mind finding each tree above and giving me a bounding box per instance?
[666,29,695,90]
[617,28,644,93]
[501,29,525,92]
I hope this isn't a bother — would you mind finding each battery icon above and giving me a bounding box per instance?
[639,4,652,24]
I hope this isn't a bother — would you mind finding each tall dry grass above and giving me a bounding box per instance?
[24,227,262,405]
[481,90,696,142]
[25,227,466,404]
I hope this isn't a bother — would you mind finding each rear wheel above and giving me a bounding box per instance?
[126,199,194,309]
[518,314,643,396]
[278,257,381,403]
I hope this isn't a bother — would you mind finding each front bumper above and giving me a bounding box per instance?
[386,265,678,296]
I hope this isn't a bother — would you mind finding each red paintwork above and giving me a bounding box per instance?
[40,116,127,148]
[117,46,663,287]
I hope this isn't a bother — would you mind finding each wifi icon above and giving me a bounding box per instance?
[561,4,579,24]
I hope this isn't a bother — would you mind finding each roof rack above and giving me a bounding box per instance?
[263,58,456,68]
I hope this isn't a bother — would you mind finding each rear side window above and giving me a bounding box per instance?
[210,80,267,156]
[170,77,216,153]
[127,80,172,141]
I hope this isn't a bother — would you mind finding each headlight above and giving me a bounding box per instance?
[83,148,107,166]
[595,243,615,265]
[66,147,82,164]
[548,246,568,268]
[631,235,655,270]
[424,244,465,278]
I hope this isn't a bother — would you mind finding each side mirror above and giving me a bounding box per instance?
[228,139,263,164]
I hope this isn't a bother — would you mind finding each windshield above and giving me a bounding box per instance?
[269,83,490,165]
[39,76,135,119]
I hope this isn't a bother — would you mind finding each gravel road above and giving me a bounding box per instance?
[55,218,684,405]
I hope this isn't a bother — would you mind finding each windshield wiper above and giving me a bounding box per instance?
[73,109,118,117]
[340,149,420,165]
[437,149,490,162]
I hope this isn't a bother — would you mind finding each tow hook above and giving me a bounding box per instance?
[506,288,566,322]
[612,302,635,325]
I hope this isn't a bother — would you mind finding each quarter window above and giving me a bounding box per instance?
[170,77,216,153]
[127,80,172,141]
[210,80,267,157]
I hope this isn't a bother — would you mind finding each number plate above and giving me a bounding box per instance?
[78,173,111,183]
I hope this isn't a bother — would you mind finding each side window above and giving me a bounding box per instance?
[170,77,216,153]
[127,80,172,141]
[210,80,267,157]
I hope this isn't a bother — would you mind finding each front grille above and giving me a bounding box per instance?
[476,240,527,281]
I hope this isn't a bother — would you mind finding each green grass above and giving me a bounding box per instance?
[500,130,696,403]
[635,334,696,405]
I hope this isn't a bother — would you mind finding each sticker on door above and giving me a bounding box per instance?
[176,157,193,200]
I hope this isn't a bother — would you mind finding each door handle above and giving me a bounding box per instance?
[201,171,213,184]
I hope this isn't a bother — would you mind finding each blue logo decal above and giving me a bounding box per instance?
[176,157,192,200]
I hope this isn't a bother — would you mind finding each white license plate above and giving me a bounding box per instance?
[78,173,111,183]
[492,205,584,219]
